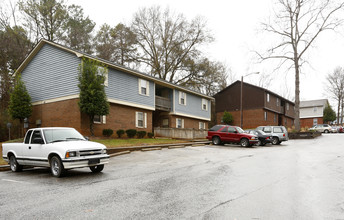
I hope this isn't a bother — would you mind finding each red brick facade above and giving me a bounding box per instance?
[300,117,323,128]
[29,98,207,137]
[216,109,294,129]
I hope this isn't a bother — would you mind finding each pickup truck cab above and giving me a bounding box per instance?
[2,127,109,177]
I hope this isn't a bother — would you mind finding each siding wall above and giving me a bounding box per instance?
[174,89,211,120]
[300,106,324,118]
[21,44,81,102]
[105,68,154,108]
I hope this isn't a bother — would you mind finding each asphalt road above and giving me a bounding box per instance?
[1,134,344,220]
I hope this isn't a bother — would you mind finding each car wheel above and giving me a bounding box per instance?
[257,140,262,146]
[324,130,329,133]
[9,155,22,172]
[212,136,221,145]
[240,138,249,147]
[50,156,65,178]
[272,137,279,145]
[90,165,104,173]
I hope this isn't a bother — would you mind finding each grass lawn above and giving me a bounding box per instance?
[92,138,187,148]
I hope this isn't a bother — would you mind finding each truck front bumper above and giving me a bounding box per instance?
[62,155,110,169]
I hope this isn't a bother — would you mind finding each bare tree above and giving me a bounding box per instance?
[326,67,344,125]
[258,0,344,131]
[131,6,213,83]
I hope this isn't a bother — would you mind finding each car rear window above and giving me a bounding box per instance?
[209,125,223,131]
[263,127,272,133]
[273,127,283,133]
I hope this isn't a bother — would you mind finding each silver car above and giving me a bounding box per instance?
[256,126,289,145]
[309,124,332,133]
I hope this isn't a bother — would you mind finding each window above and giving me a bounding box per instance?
[136,112,147,128]
[97,66,108,87]
[138,79,149,96]
[176,118,184,128]
[274,114,276,123]
[267,93,270,102]
[313,107,317,112]
[202,99,208,111]
[199,122,206,130]
[94,115,106,124]
[264,111,267,121]
[273,127,283,133]
[228,127,237,133]
[162,119,169,127]
[277,98,280,107]
[220,127,228,132]
[263,127,272,133]
[31,130,43,144]
[287,103,290,110]
[24,130,33,144]
[179,92,186,105]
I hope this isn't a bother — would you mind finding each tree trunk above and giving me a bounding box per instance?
[337,98,341,125]
[341,98,344,126]
[294,60,301,131]
[89,115,95,136]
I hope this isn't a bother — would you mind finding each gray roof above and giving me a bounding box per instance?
[300,99,328,108]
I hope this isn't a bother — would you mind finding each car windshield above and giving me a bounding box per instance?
[236,127,245,133]
[43,129,85,144]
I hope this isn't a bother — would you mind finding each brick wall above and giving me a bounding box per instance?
[216,108,294,129]
[300,117,323,128]
[169,115,208,130]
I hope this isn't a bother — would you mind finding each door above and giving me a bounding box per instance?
[24,130,48,166]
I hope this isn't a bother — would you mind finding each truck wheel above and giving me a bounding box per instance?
[212,136,221,145]
[240,138,249,147]
[9,155,22,172]
[90,165,104,173]
[272,137,279,145]
[50,156,65,178]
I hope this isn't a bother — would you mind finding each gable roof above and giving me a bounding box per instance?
[16,39,214,100]
[215,80,295,104]
[300,99,328,108]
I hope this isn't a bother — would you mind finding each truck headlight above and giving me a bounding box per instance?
[66,151,77,158]
[102,149,107,154]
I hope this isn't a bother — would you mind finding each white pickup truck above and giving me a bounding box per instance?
[2,127,109,177]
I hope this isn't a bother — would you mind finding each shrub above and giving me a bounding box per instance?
[102,129,113,137]
[126,129,137,138]
[147,132,154,138]
[222,111,233,125]
[137,131,147,138]
[116,129,125,138]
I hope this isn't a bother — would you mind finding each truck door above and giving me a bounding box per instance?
[24,130,47,166]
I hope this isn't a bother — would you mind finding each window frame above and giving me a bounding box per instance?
[97,66,108,87]
[199,122,206,130]
[138,78,149,96]
[179,91,187,106]
[135,112,147,128]
[267,93,270,102]
[176,118,184,128]
[201,98,208,111]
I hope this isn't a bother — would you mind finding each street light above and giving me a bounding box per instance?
[240,72,260,128]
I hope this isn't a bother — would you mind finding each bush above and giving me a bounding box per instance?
[102,129,113,137]
[116,129,125,138]
[147,132,154,138]
[125,129,137,138]
[222,111,233,125]
[137,131,147,138]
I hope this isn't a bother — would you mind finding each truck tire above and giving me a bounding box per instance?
[240,138,249,147]
[90,165,104,173]
[9,155,22,172]
[50,156,65,178]
[212,136,221,145]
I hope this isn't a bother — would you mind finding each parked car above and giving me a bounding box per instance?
[2,127,109,177]
[309,124,332,133]
[331,126,343,133]
[207,125,258,147]
[256,126,289,145]
[245,130,273,146]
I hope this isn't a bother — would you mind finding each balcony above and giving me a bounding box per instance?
[155,96,171,111]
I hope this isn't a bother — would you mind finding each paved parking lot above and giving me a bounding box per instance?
[1,134,344,219]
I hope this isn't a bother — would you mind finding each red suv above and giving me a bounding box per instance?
[207,125,258,147]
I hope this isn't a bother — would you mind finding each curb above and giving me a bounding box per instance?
[109,151,131,158]
[0,165,10,171]
[141,147,162,152]
[168,145,186,149]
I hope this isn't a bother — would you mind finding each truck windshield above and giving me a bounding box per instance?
[43,129,85,144]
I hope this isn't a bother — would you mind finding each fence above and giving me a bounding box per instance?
[154,127,207,139]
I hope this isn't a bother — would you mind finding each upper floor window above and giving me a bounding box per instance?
[138,79,149,96]
[202,99,208,111]
[287,103,290,110]
[179,92,186,105]
[267,93,270,102]
[97,66,108,87]
[277,98,280,106]
[313,107,317,112]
